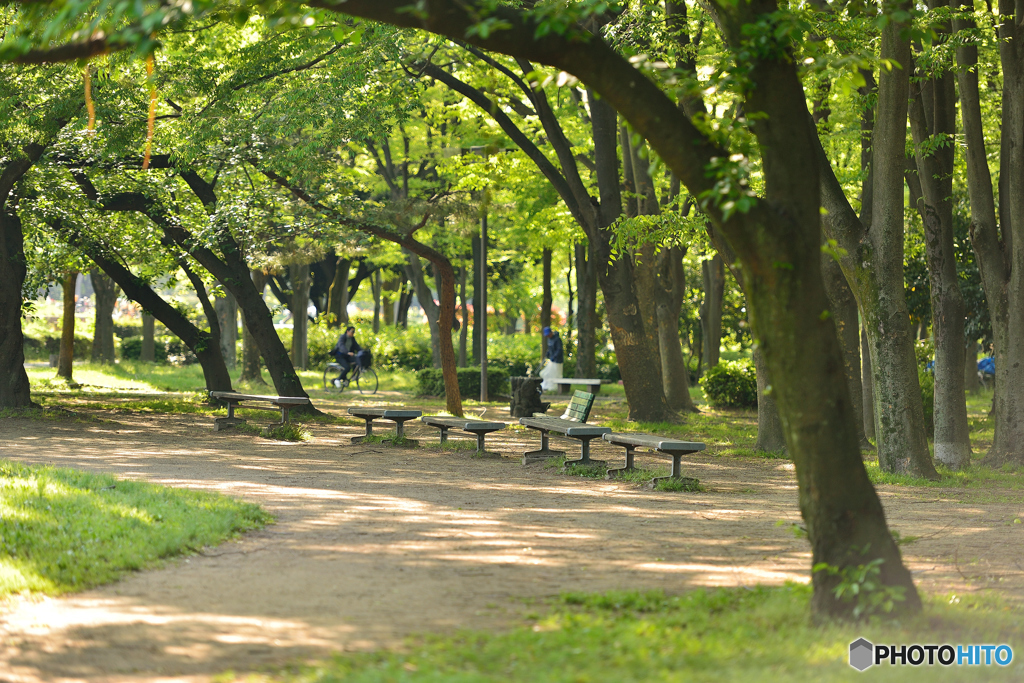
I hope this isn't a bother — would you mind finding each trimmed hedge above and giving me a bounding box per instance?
[416,366,510,398]
[700,360,757,408]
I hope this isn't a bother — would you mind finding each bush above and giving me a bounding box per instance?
[120,336,169,363]
[416,366,510,398]
[303,321,434,371]
[700,360,757,408]
[489,334,541,377]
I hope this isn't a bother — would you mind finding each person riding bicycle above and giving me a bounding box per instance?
[331,326,361,388]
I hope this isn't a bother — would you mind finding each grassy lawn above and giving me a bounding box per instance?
[249,585,1020,682]
[0,460,270,596]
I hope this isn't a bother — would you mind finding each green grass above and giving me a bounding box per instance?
[235,423,311,441]
[360,434,417,447]
[0,460,270,596]
[264,584,1022,682]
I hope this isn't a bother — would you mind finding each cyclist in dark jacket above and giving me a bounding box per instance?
[332,326,361,387]
[544,327,564,363]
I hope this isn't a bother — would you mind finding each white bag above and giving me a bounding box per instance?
[539,359,564,392]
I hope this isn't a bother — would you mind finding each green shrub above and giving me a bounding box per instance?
[416,366,510,398]
[120,336,168,362]
[700,360,757,408]
[488,334,541,376]
[303,320,434,371]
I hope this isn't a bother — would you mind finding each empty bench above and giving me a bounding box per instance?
[208,391,311,431]
[421,416,506,456]
[519,390,610,466]
[348,407,422,444]
[550,378,612,395]
[603,432,705,488]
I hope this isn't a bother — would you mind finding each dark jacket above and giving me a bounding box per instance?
[333,335,361,360]
[546,333,564,364]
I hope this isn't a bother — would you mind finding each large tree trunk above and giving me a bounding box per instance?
[575,241,598,378]
[752,346,786,453]
[955,0,1024,466]
[240,270,268,386]
[849,19,937,478]
[655,246,697,412]
[964,340,980,394]
[57,271,78,381]
[141,313,155,362]
[821,253,869,448]
[701,255,725,373]
[0,212,33,408]
[215,292,238,369]
[290,263,311,370]
[327,257,350,327]
[540,247,552,366]
[860,323,876,443]
[458,266,469,367]
[908,40,971,469]
[90,268,117,363]
[372,268,382,333]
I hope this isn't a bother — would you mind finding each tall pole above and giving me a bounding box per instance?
[480,209,488,402]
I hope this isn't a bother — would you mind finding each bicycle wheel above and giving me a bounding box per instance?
[356,367,378,394]
[323,363,341,392]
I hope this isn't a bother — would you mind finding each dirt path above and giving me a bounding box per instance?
[1,408,1022,682]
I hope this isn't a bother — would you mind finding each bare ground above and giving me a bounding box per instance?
[0,401,1022,682]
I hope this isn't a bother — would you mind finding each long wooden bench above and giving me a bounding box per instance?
[603,432,705,488]
[420,416,506,456]
[348,407,422,444]
[519,390,610,466]
[550,378,612,395]
[208,391,311,431]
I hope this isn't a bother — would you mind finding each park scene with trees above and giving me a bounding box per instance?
[0,0,1023,678]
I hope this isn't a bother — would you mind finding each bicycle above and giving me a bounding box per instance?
[323,360,378,394]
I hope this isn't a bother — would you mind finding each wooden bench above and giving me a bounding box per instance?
[420,416,506,456]
[519,390,610,466]
[603,432,705,488]
[348,407,422,444]
[551,378,612,395]
[208,391,311,431]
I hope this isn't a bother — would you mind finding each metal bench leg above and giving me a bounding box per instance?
[564,436,606,469]
[351,418,375,443]
[606,445,637,479]
[392,419,418,446]
[214,401,246,431]
[649,452,699,490]
[280,405,291,425]
[439,426,449,444]
[475,432,487,452]
[523,429,565,464]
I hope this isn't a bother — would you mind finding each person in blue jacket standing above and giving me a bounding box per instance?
[540,326,564,392]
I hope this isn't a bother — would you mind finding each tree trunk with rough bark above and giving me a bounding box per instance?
[57,272,77,381]
[861,324,876,443]
[240,270,268,386]
[752,346,786,453]
[541,247,552,367]
[215,292,238,369]
[575,241,598,378]
[327,257,350,327]
[964,340,980,394]
[908,39,971,469]
[290,263,311,370]
[655,246,697,412]
[90,268,117,363]
[954,0,1024,466]
[821,253,869,448]
[141,314,155,362]
[701,256,725,373]
[459,266,469,367]
[0,212,33,408]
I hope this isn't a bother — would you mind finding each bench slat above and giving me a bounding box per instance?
[421,416,505,431]
[349,408,422,419]
[210,392,310,405]
[603,432,706,453]
[519,417,610,437]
